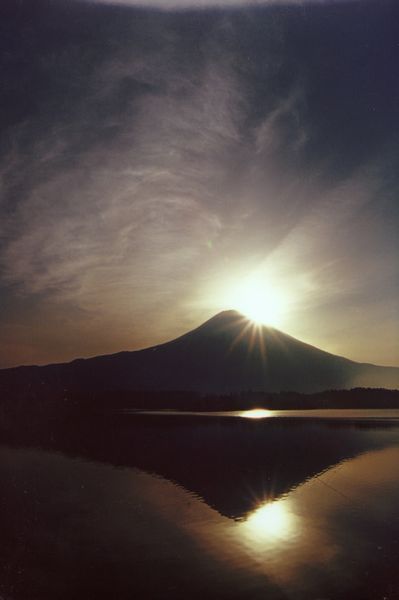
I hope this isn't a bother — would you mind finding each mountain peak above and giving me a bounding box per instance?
[201,309,247,325]
[1,310,399,395]
[209,309,244,319]
[193,309,279,338]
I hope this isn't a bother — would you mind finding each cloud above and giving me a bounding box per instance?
[1,0,397,367]
[0,16,314,360]
[0,51,243,321]
[0,19,383,323]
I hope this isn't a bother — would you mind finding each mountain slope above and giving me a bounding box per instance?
[1,310,398,397]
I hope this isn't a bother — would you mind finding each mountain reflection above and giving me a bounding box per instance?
[234,445,399,600]
[2,413,399,600]
[4,412,399,520]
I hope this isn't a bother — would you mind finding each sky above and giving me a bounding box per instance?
[0,0,398,368]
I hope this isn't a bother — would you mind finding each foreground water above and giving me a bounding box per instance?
[1,410,399,599]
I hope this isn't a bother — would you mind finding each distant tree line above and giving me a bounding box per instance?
[1,387,399,435]
[48,388,399,412]
[64,387,399,414]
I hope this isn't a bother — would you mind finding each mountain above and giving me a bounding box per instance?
[1,310,399,398]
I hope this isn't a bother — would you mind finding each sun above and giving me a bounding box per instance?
[228,274,289,327]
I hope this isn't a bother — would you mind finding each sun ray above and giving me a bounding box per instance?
[227,318,254,353]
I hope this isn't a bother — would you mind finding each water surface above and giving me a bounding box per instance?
[1,410,399,599]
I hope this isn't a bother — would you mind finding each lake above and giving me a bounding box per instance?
[1,410,399,599]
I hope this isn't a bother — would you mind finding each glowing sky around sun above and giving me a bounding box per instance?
[0,0,398,368]
[223,275,289,327]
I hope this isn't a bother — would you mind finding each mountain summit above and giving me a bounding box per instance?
[1,310,398,397]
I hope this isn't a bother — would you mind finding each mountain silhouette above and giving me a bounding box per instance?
[1,310,399,397]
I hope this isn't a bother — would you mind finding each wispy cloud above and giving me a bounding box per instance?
[0,51,242,320]
[1,0,397,367]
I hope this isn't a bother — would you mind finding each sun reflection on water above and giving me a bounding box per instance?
[239,497,297,554]
[246,500,293,538]
[240,409,272,419]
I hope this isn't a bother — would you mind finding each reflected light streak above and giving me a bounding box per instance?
[241,409,272,419]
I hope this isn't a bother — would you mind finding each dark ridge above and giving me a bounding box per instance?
[0,311,398,405]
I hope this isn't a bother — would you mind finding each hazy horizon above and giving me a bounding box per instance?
[1,0,398,368]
